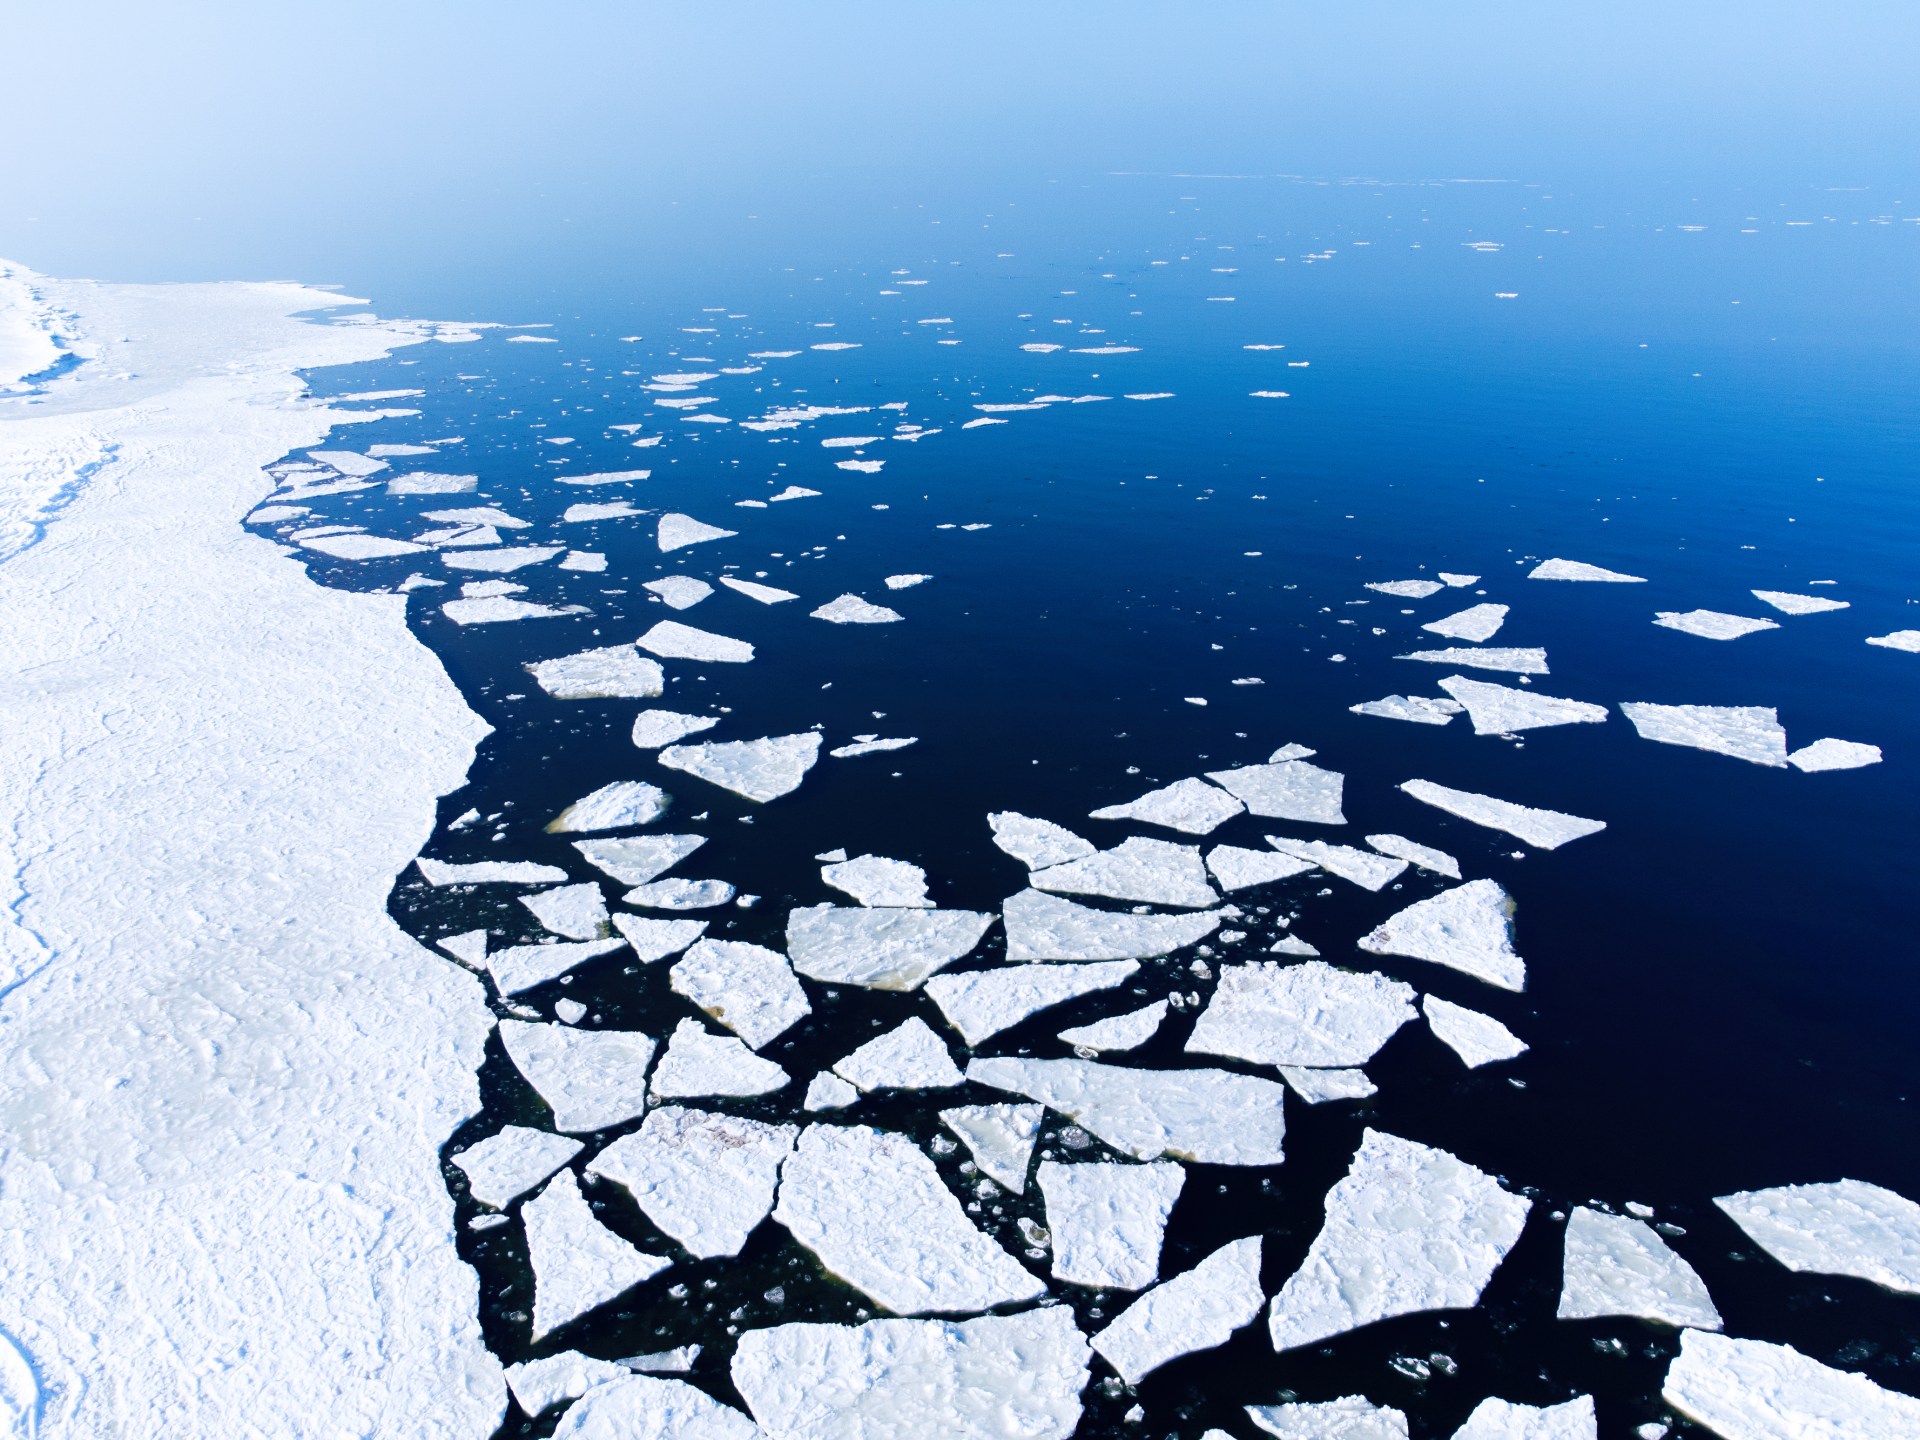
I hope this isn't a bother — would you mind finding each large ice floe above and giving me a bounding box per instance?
[1207,842,1318,891]
[1439,675,1608,734]
[1556,1206,1720,1328]
[1663,1329,1920,1437]
[522,881,610,939]
[1359,879,1526,991]
[502,1350,626,1418]
[1619,702,1790,767]
[1204,758,1348,823]
[575,833,705,886]
[1030,836,1220,907]
[586,1106,797,1258]
[1268,1130,1531,1349]
[1089,776,1245,833]
[1450,1396,1596,1438]
[527,643,665,699]
[656,511,737,551]
[668,938,810,1048]
[1752,588,1849,615]
[1399,779,1606,850]
[1396,646,1550,675]
[658,732,822,801]
[832,1016,964,1090]
[1422,603,1509,641]
[548,779,670,832]
[636,618,755,663]
[489,938,627,996]
[771,1124,1045,1313]
[1245,1395,1410,1439]
[1654,609,1780,641]
[524,1169,671,1341]
[1037,1159,1185,1288]
[1060,999,1169,1053]
[731,1307,1091,1440]
[1186,961,1418,1069]
[786,903,994,987]
[1714,1178,1920,1293]
[821,853,931,907]
[1002,888,1222,961]
[629,708,719,748]
[499,1020,656,1132]
[926,960,1139,1045]
[1265,836,1408,890]
[1093,1235,1265,1384]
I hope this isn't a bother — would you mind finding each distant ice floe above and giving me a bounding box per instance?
[1002,888,1222,961]
[609,913,706,963]
[1867,630,1920,653]
[718,575,798,604]
[525,1170,670,1341]
[1399,779,1605,849]
[388,471,478,494]
[587,1106,797,1258]
[1367,833,1461,879]
[649,1018,789,1100]
[1662,1330,1920,1436]
[656,512,737,552]
[1423,996,1527,1068]
[1093,1235,1265,1385]
[657,733,821,801]
[1089,777,1245,835]
[1618,702,1789,767]
[642,576,712,609]
[1788,737,1882,772]
[967,1056,1288,1164]
[548,1374,755,1439]
[941,1103,1044,1192]
[499,1020,655,1132]
[803,1073,858,1112]
[1265,837,1408,891]
[1206,843,1317,892]
[926,960,1139,1045]
[1451,1396,1596,1438]
[548,779,670,832]
[1556,1206,1720,1328]
[833,1017,963,1092]
[576,834,704,886]
[822,853,931,907]
[1715,1178,1920,1294]
[773,1124,1045,1314]
[452,1124,582,1208]
[1439,572,1481,587]
[1439,675,1608,735]
[1038,1159,1184,1289]
[1268,1129,1530,1349]
[1188,960,1417,1068]
[1359,879,1525,991]
[1654,609,1780,640]
[730,1308,1089,1440]
[1205,758,1348,824]
[1245,1395,1409,1439]
[812,593,903,623]
[990,811,1096,869]
[885,572,932,588]
[1031,836,1219,908]
[786,904,993,988]
[1752,588,1849,615]
[1528,558,1646,582]
[564,501,639,523]
[1397,646,1550,675]
[669,939,809,1049]
[488,939,625,996]
[637,619,755,663]
[630,709,719,748]
[1060,999,1169,1053]
[1351,694,1464,726]
[1422,603,1509,641]
[1366,580,1446,599]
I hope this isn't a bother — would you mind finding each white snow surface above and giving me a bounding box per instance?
[1529,558,1646,582]
[1038,1159,1185,1289]
[649,1019,790,1100]
[1752,588,1849,615]
[804,1072,859,1111]
[658,732,822,801]
[609,913,708,963]
[1451,1396,1597,1439]
[0,265,506,1435]
[503,1351,627,1417]
[1205,760,1348,824]
[989,811,1097,869]
[1265,837,1408,891]
[587,1106,797,1258]
[1661,1329,1920,1439]
[499,1020,657,1132]
[669,939,810,1048]
[1423,603,1509,642]
[643,575,712,608]
[940,1103,1045,1193]
[656,512,737,551]
[1867,630,1920,653]
[629,711,721,752]
[1031,836,1220,908]
[786,903,994,988]
[1654,609,1780,641]
[548,779,670,833]
[625,877,736,910]
[1359,879,1526,991]
[926,961,1140,1045]
[1088,777,1245,834]
[1715,1178,1920,1294]
[822,853,932,907]
[1366,580,1445,598]
[637,619,756,663]
[488,939,627,996]
[525,1169,671,1341]
[1397,647,1550,675]
[1399,780,1606,850]
[1423,996,1528,1068]
[453,1125,584,1208]
[549,1373,758,1439]
[1187,961,1419,1069]
[522,881,610,940]
[1556,1206,1721,1328]
[1093,1235,1265,1385]
[718,575,798,604]
[1620,702,1790,766]
[1268,1129,1531,1350]
[811,593,904,624]
[1207,843,1319,892]
[1350,694,1464,726]
[1439,675,1608,734]
[527,644,665,699]
[1002,888,1222,962]
[1246,1395,1410,1439]
[1788,737,1882,772]
[574,833,706,886]
[1060,1000,1169,1053]
[833,1016,964,1091]
[419,857,568,885]
[1279,1067,1379,1104]
[1366,833,1462,879]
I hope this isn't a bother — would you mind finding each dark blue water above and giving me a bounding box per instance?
[276,175,1920,1437]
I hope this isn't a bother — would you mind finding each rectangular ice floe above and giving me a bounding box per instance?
[1030,837,1219,908]
[1452,1397,1596,1439]
[442,596,590,624]
[1088,777,1245,834]
[1662,1330,1920,1436]
[1204,760,1347,824]
[417,857,568,885]
[300,533,427,560]
[668,939,809,1049]
[1093,1235,1265,1385]
[637,619,755,662]
[1439,675,1608,734]
[451,1124,583,1208]
[1557,1206,1720,1328]
[1654,609,1780,640]
[1714,1178,1920,1294]
[785,904,994,988]
[1187,961,1418,1068]
[1350,694,1464,725]
[1359,879,1525,991]
[1002,889,1222,962]
[441,544,564,572]
[925,961,1139,1045]
[1529,558,1646,582]
[657,733,821,801]
[499,1020,656,1132]
[1246,1396,1409,1439]
[525,1170,671,1341]
[1396,647,1549,675]
[1399,779,1605,849]
[587,1106,797,1258]
[1038,1159,1184,1289]
[1422,603,1509,642]
[1618,701,1789,766]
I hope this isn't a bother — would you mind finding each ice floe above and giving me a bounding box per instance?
[1440,675,1608,735]
[522,882,610,940]
[1398,647,1549,675]
[1279,1066,1378,1104]
[1268,1129,1530,1349]
[586,1106,797,1258]
[452,1124,584,1208]
[786,904,994,988]
[548,1373,757,1438]
[609,913,707,962]
[1089,777,1245,835]
[1715,1178,1920,1294]
[417,857,568,885]
[1556,1206,1720,1328]
[1867,630,1920,652]
[832,1017,963,1091]
[1399,780,1606,850]
[1060,999,1169,1053]
[1654,609,1780,640]
[500,1020,657,1132]
[1351,694,1464,726]
[642,576,713,609]
[301,532,427,560]
[1265,837,1408,891]
[1788,737,1882,772]
[718,575,798,604]
[1038,1159,1185,1289]
[1366,833,1461,879]
[1003,889,1222,962]
[772,1124,1045,1314]
[565,501,640,523]
[822,853,931,907]
[389,471,478,495]
[1529,558,1646,582]
[1359,879,1524,991]
[527,645,666,700]
[649,1019,790,1100]
[731,1307,1089,1440]
[1206,844,1318,892]
[1246,1395,1410,1439]
[488,938,627,996]
[526,1170,671,1340]
[1752,588,1849,615]
[668,939,809,1048]
[657,513,737,551]
[503,1350,627,1417]
[549,779,671,832]
[989,811,1097,869]
[1451,1396,1596,1439]
[444,595,591,624]
[812,593,904,624]
[830,736,918,758]
[1188,961,1418,1069]
[1093,1235,1265,1385]
[940,1103,1044,1192]
[805,1072,859,1111]
[1423,604,1509,642]
[1422,996,1527,1068]
[442,544,564,572]
[1367,580,1446,599]
[630,709,720,748]
[1205,760,1347,824]
[636,619,755,663]
[885,573,932,589]
[1661,1329,1920,1438]
[926,961,1140,1045]
[1031,836,1219,908]
[967,1056,1288,1164]
[658,732,821,802]
[1619,702,1789,767]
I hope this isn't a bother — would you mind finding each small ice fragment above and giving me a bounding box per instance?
[522,882,610,940]
[1032,836,1219,908]
[1265,837,1408,891]
[836,458,884,472]
[642,576,713,609]
[1661,1329,1920,1436]
[1788,738,1882,772]
[1359,879,1525,991]
[1351,694,1465,725]
[1093,1235,1265,1384]
[926,961,1139,1045]
[608,913,706,962]
[1398,647,1549,675]
[559,550,605,571]
[499,1020,656,1132]
[1867,630,1920,652]
[786,904,994,989]
[718,575,798,604]
[1440,675,1608,735]
[657,513,737,552]
[1451,1396,1597,1439]
[1038,1159,1184,1288]
[805,1072,859,1111]
[437,929,488,968]
[1423,996,1527,1067]
[1268,1129,1530,1349]
[1556,1206,1720,1328]
[547,780,670,833]
[1204,760,1347,824]
[822,853,931,907]
[1399,780,1605,849]
[1206,844,1317,892]
[637,620,754,663]
[1423,603,1509,642]
[417,858,568,885]
[1088,777,1245,835]
[488,939,627,997]
[1059,1000,1168,1053]
[587,1106,798,1258]
[1439,573,1481,588]
[989,811,1096,869]
[622,877,734,910]
[1619,702,1789,767]
[885,573,933,589]
[1269,933,1320,957]
[940,1104,1045,1192]
[503,1351,627,1417]
[617,1346,701,1374]
[669,939,809,1048]
[442,544,564,573]
[649,1018,790,1100]
[1654,609,1780,640]
[1278,1066,1377,1103]
[768,485,820,501]
[554,999,587,1024]
[1246,1395,1409,1440]
[1002,889,1221,962]
[1366,833,1461,879]
[526,1170,670,1341]
[1715,1178,1920,1294]
[829,736,918,758]
[443,596,590,624]
[833,1017,963,1091]
[1188,961,1417,1068]
[452,1125,583,1208]
[1529,558,1646,582]
[811,593,904,624]
[1366,580,1445,599]
[630,709,720,749]
[658,733,821,802]
[564,501,639,523]
[1752,588,1849,615]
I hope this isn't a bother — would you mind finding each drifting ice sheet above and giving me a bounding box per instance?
[658,733,821,801]
[1440,676,1608,735]
[549,1374,757,1439]
[1661,1329,1920,1438]
[587,1106,797,1258]
[926,961,1139,1046]
[1715,1178,1920,1294]
[1031,836,1219,908]
[548,780,670,833]
[637,620,754,663]
[1360,880,1524,991]
[576,834,705,886]
[1089,777,1245,835]
[1654,609,1780,641]
[1351,695,1463,726]
[503,1351,626,1417]
[1789,738,1882,772]
[1279,1067,1377,1104]
[1187,961,1418,1069]
[1093,1235,1265,1385]
[441,544,563,573]
[812,594,904,624]
[1423,996,1527,1068]
[1367,580,1445,599]
[417,857,567,885]
[1619,702,1789,767]
[1060,1000,1169,1053]
[649,1019,789,1099]
[1246,1395,1410,1439]
[642,576,713,609]
[989,811,1096,869]
[1366,833,1461,879]
[528,644,665,699]
[1529,558,1646,582]
[1397,647,1549,675]
[626,878,732,910]
[657,513,737,551]
[1866,630,1920,653]
[525,1169,671,1341]
[718,575,798,604]
[833,1017,963,1091]
[489,939,626,997]
[822,853,931,907]
[522,882,609,940]
[500,1020,656,1132]
[1753,589,1849,615]
[1268,1129,1530,1350]
[1400,780,1605,850]
[609,913,706,963]
[1265,837,1407,891]
[443,596,589,624]
[452,1125,584,1208]
[940,1103,1045,1192]
[1038,1159,1184,1289]
[1556,1206,1721,1328]
[1205,760,1347,824]
[630,710,719,748]
[1423,604,1509,642]
[786,904,993,988]
[669,939,809,1049]
[1207,843,1318,892]
[1003,889,1222,962]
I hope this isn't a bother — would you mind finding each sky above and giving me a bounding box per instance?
[3,1,1916,289]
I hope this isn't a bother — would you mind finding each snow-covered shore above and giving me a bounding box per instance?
[0,262,504,1437]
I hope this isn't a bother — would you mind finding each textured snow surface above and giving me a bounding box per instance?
[650,1019,790,1099]
[811,592,904,623]
[1031,836,1220,908]
[1423,995,1528,1067]
[1351,694,1464,726]
[1439,675,1608,735]
[1367,833,1462,879]
[1423,603,1509,642]
[1207,843,1318,892]
[489,938,627,996]
[658,732,822,801]
[822,853,932,907]
[1268,1130,1531,1350]
[968,1057,1287,1164]
[833,1016,964,1091]
[1088,777,1245,834]
[548,780,670,833]
[629,708,720,748]
[609,913,707,962]
[786,903,994,988]
[1397,647,1551,675]
[1788,737,1882,772]
[523,882,610,940]
[525,1170,671,1341]
[1451,1396,1596,1439]
[420,857,568,885]
[718,575,799,604]
[773,1125,1045,1314]
[1038,1159,1185,1288]
[587,1106,797,1258]
[444,595,589,624]
[642,575,712,609]
[1002,888,1222,961]
[637,619,755,663]
[941,1106,1046,1197]
[804,1072,859,1111]
[669,939,810,1048]
[1265,837,1409,891]
[1060,1000,1169,1052]
[1205,760,1348,824]
[1246,1394,1410,1439]
[1619,702,1790,767]
[503,1350,626,1416]
[1093,1235,1265,1385]
[1867,630,1920,653]
[1661,1329,1920,1439]
[1188,961,1419,1069]
[1360,880,1525,991]
[926,961,1140,1045]
[990,811,1097,869]
[1752,588,1849,615]
[1400,780,1606,850]
[499,1020,657,1132]
[1654,610,1780,641]
[454,1125,585,1208]
[442,543,563,572]
[731,1307,1090,1440]
[575,833,705,886]
[528,644,665,699]
[1367,580,1446,598]
[1557,1207,1721,1328]
[656,512,737,551]
[1715,1179,1920,1294]
[1279,1066,1379,1104]
[1529,558,1646,582]
[549,1372,759,1439]
[625,877,736,910]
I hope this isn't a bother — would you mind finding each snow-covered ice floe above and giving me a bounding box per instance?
[1618,702,1789,767]
[832,1016,963,1091]
[1245,1395,1409,1439]
[1360,879,1525,991]
[1654,609,1780,641]
[1038,1159,1185,1288]
[609,913,707,963]
[1423,995,1527,1067]
[1662,1330,1920,1438]
[1397,647,1550,675]
[1030,836,1220,908]
[642,575,712,609]
[1060,999,1169,1053]
[452,1124,583,1208]
[1002,888,1222,961]
[1423,603,1509,642]
[718,574,798,604]
[926,960,1139,1044]
[1367,833,1461,879]
[1556,1206,1720,1328]
[1089,776,1245,834]
[1866,630,1920,653]
[1279,1066,1378,1104]
[811,593,904,624]
[1207,842,1318,892]
[548,1373,757,1438]
[656,512,737,551]
[1093,1235,1265,1384]
[657,732,821,801]
[525,1169,670,1341]
[941,1103,1045,1192]
[489,938,626,996]
[1265,836,1408,891]
[821,852,931,907]
[548,779,670,832]
[587,1106,797,1258]
[785,903,994,988]
[499,1020,656,1132]
[1529,558,1646,582]
[502,1350,626,1417]
[1399,779,1605,850]
[989,810,1096,869]
[1440,675,1607,735]
[668,938,810,1048]
[1351,694,1465,726]
[521,881,609,940]
[527,643,665,699]
[418,857,568,885]
[1752,588,1849,615]
[649,1018,790,1100]
[1186,961,1418,1069]
[575,833,705,886]
[1367,579,1445,599]
[1205,758,1348,824]
[1451,1396,1596,1438]
[1787,737,1882,772]
[636,619,755,663]
[1714,1178,1920,1294]
[629,708,719,748]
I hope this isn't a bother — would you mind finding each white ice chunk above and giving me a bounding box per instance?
[629,710,720,748]
[773,1124,1045,1314]
[453,1125,583,1208]
[522,882,610,940]
[1205,760,1347,825]
[1557,1206,1720,1328]
[443,596,590,624]
[967,1056,1287,1165]
[805,1072,859,1111]
[718,575,798,604]
[1031,836,1219,909]
[587,1106,797,1258]
[500,1021,656,1133]
[388,471,477,495]
[565,501,640,523]
[1039,1159,1184,1289]
[1423,995,1528,1068]
[1206,844,1318,892]
[1530,558,1646,582]
[1247,1395,1410,1439]
[989,811,1096,869]
[1399,780,1605,850]
[1619,702,1789,767]
[300,532,427,560]
[417,858,568,885]
[1789,738,1883,772]
[642,576,713,609]
[306,449,387,475]
[1270,934,1321,958]
[636,620,755,663]
[939,1104,1044,1193]
[731,1308,1089,1440]
[1654,609,1780,640]
[1440,675,1608,735]
[1367,580,1446,599]
[608,913,707,963]
[1093,1235,1265,1385]
[528,644,665,700]
[1265,837,1408,892]
[489,939,627,996]
[1060,1000,1168,1053]
[576,834,705,887]
[658,733,820,801]
[1715,1178,1920,1294]
[1350,694,1465,726]
[822,854,931,908]
[437,929,488,968]
[442,545,564,573]
[830,737,917,758]
[657,513,737,552]
[504,1351,627,1417]
[549,780,671,833]
[549,1373,757,1439]
[812,593,905,624]
[1423,604,1509,642]
[786,904,993,989]
[1451,1396,1597,1439]
[1867,630,1920,653]
[1366,833,1461,879]
[669,939,809,1049]
[649,1019,790,1100]
[885,573,932,589]
[1661,1329,1920,1439]
[1359,879,1524,991]
[1279,1067,1378,1104]
[833,1017,963,1091]
[1002,889,1221,962]
[1398,647,1549,675]
[926,961,1139,1046]
[525,1169,671,1340]
[1752,589,1849,615]
[1188,960,1418,1069]
[1088,777,1245,835]
[1268,1129,1531,1350]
